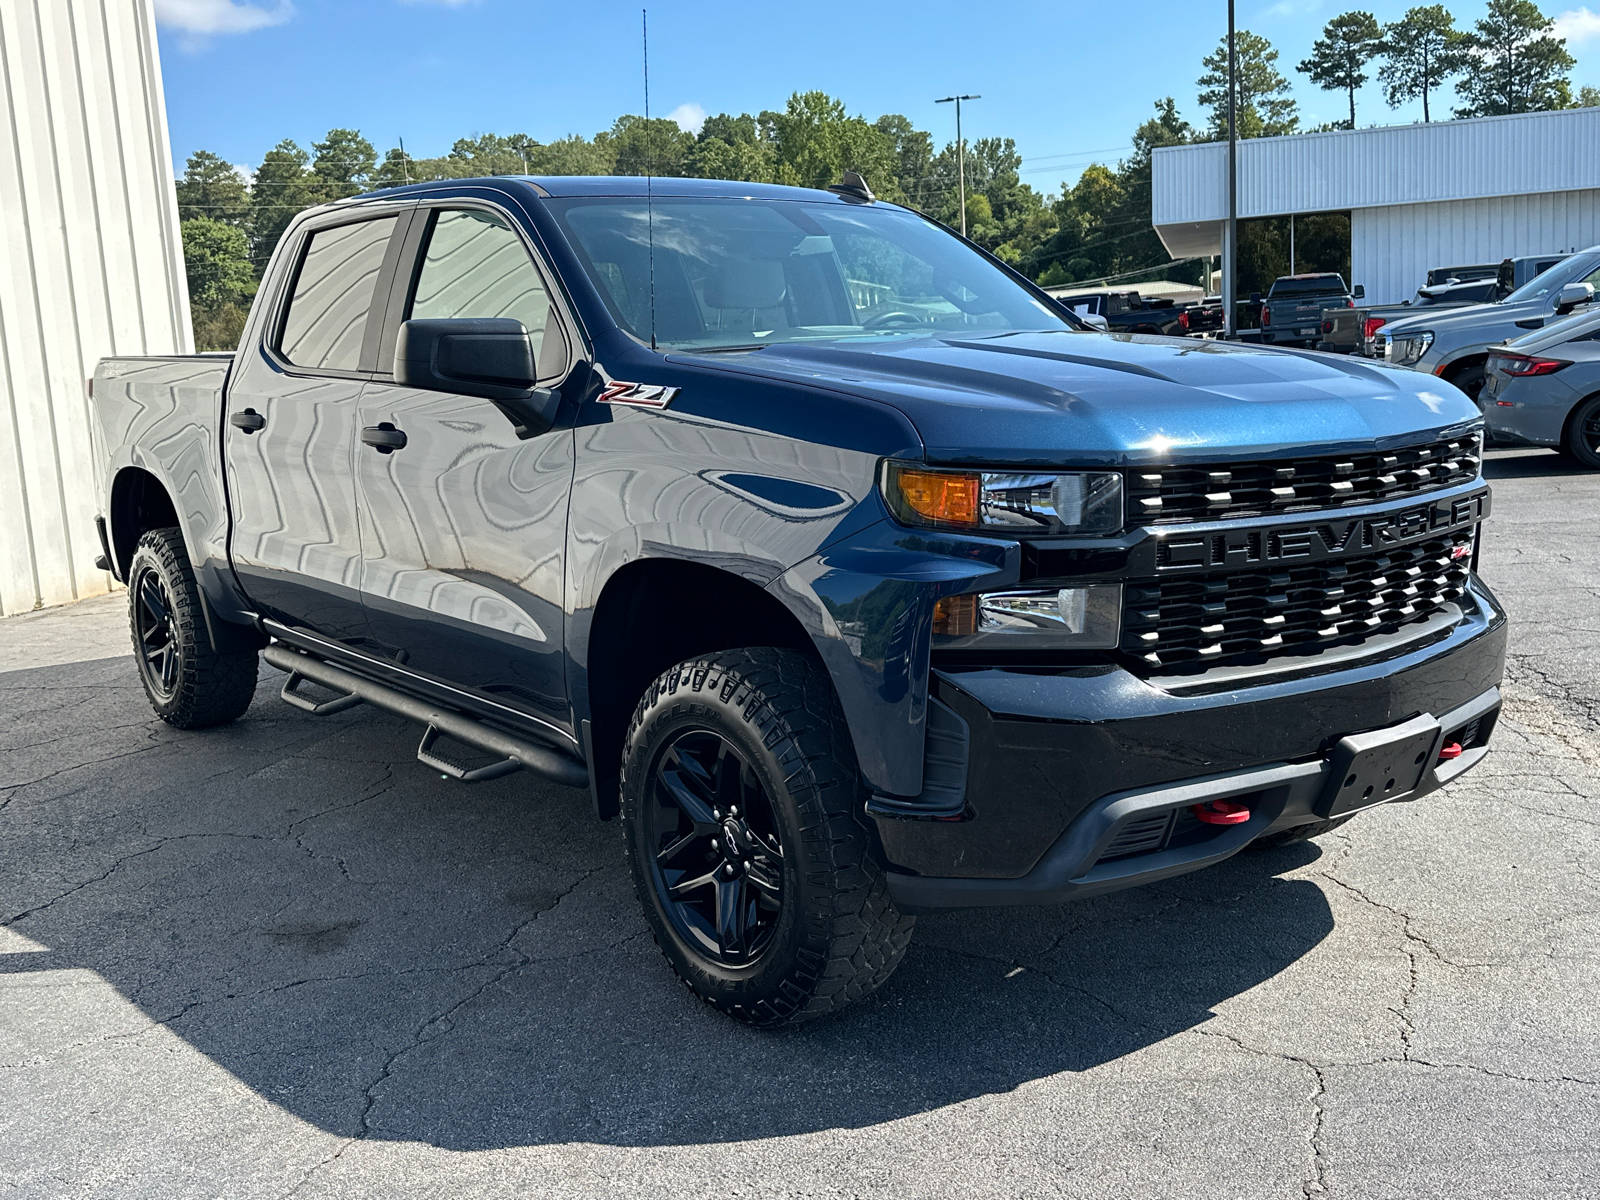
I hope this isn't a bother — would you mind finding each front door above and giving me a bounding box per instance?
[226,212,403,642]
[354,205,575,738]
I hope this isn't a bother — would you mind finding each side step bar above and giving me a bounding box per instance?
[263,644,589,790]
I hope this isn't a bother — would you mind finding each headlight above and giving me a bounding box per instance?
[1390,330,1435,366]
[884,462,1124,535]
[932,584,1123,650]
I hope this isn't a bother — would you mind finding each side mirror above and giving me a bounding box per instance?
[1352,284,1365,299]
[1249,292,1262,304]
[1082,313,1110,331]
[396,318,560,438]
[1555,282,1594,314]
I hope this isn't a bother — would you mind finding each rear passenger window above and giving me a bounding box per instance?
[410,209,567,381]
[279,217,397,371]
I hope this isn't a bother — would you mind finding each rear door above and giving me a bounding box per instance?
[353,200,578,740]
[225,207,409,641]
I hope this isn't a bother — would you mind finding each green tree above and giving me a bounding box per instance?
[1298,11,1384,128]
[311,128,376,201]
[1576,85,1600,108]
[873,114,934,208]
[1108,98,1195,275]
[760,92,900,197]
[529,135,615,176]
[247,139,314,271]
[1379,5,1472,120]
[685,112,774,182]
[181,216,257,351]
[598,115,695,176]
[1198,30,1300,138]
[1455,0,1575,116]
[175,150,249,226]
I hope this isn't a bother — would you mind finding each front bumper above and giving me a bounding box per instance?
[877,575,1506,910]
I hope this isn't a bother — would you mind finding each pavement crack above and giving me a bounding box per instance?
[352,866,600,1138]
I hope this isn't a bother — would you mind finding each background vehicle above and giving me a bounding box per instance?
[1427,264,1498,287]
[89,175,1504,1027]
[1258,273,1354,348]
[1482,306,1600,468]
[1379,247,1600,401]
[1177,296,1225,337]
[1054,289,1185,336]
[1319,278,1503,356]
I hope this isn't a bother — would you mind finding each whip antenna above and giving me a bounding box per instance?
[644,9,657,350]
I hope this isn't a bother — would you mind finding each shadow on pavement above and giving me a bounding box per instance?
[1483,448,1588,480]
[0,655,1334,1151]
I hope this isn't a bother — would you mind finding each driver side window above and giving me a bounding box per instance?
[409,209,570,381]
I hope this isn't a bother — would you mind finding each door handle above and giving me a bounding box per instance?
[361,423,408,453]
[1515,319,1544,330]
[229,408,266,434]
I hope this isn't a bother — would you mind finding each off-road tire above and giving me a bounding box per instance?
[1247,814,1354,851]
[621,648,915,1027]
[1560,394,1600,469]
[127,527,258,728]
[1448,361,1487,404]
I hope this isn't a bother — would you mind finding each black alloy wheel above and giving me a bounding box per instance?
[132,565,181,701]
[1562,394,1600,469]
[621,648,915,1026]
[126,526,259,728]
[643,729,785,965]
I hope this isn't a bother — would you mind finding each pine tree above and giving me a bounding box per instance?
[1379,5,1471,121]
[1298,11,1384,129]
[1455,0,1576,116]
[1198,31,1300,139]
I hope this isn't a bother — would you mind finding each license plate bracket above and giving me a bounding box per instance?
[1318,713,1441,817]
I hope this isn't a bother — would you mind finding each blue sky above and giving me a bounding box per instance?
[156,0,1600,195]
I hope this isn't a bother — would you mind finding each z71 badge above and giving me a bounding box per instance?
[598,379,679,409]
[1153,489,1490,572]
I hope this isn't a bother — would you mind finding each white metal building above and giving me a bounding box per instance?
[0,0,190,616]
[1152,107,1600,306]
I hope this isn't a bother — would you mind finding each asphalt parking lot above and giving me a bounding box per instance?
[1,447,1596,1199]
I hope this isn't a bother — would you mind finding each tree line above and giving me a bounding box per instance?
[178,0,1594,349]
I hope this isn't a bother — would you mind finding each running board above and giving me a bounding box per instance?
[263,644,588,790]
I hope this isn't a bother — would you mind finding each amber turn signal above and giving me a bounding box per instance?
[892,467,980,528]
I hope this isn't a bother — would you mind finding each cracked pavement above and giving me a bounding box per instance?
[1,448,1596,1198]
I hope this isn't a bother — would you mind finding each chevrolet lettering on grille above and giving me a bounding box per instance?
[1151,489,1489,573]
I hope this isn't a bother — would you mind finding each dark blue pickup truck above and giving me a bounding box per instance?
[90,175,1505,1026]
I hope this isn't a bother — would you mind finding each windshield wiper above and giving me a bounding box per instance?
[688,344,769,354]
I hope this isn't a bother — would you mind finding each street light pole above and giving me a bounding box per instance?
[935,93,981,237]
[1224,0,1239,339]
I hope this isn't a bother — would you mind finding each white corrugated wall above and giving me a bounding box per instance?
[1353,190,1600,305]
[1153,108,1600,228]
[0,0,190,615]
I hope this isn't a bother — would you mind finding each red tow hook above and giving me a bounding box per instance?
[1438,742,1463,761]
[1192,799,1252,826]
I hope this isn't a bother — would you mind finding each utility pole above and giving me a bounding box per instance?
[1223,0,1238,338]
[935,93,981,236]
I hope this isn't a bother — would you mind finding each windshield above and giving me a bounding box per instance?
[1501,250,1600,305]
[546,197,1073,351]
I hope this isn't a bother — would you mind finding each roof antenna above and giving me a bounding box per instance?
[643,8,657,351]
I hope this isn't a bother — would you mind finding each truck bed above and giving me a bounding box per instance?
[92,354,234,584]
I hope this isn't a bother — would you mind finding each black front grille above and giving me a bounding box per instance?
[1126,435,1482,525]
[1123,528,1474,670]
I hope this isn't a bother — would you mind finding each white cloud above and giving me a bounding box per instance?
[666,102,706,134]
[153,0,294,34]
[1552,7,1600,43]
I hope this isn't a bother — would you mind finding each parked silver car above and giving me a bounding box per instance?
[1481,306,1600,468]
[1378,246,1600,401]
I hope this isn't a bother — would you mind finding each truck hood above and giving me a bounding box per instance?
[1381,299,1529,337]
[675,331,1479,465]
